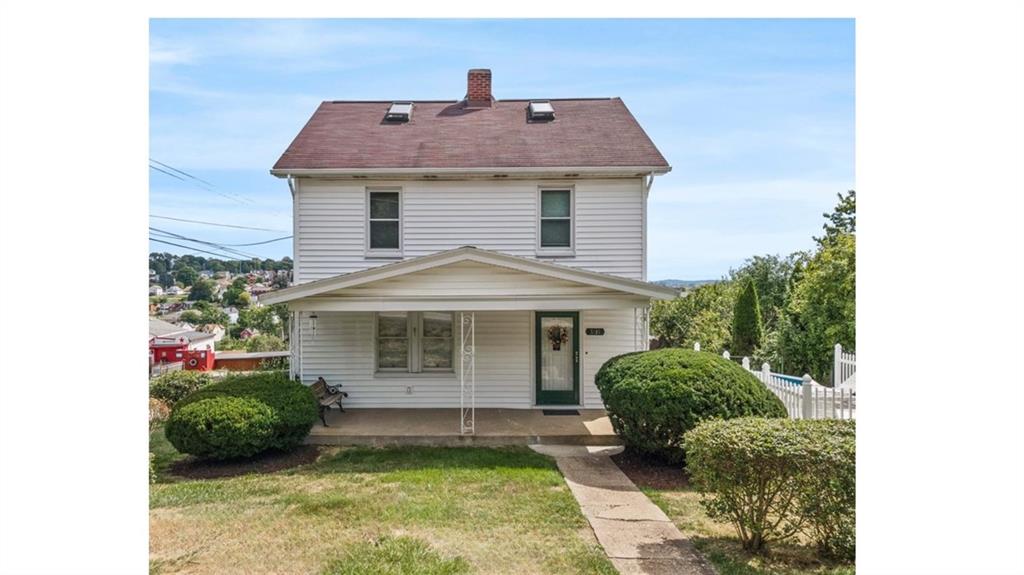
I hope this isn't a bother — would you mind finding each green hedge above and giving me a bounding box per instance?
[149,370,212,405]
[165,396,277,459]
[166,372,318,459]
[684,417,855,559]
[595,349,787,463]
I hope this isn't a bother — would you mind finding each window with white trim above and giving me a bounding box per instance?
[375,312,454,372]
[539,188,573,251]
[367,189,402,254]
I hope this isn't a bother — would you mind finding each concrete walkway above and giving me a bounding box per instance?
[531,445,716,575]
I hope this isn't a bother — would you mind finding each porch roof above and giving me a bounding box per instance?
[261,246,677,311]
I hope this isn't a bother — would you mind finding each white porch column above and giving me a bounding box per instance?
[459,311,476,435]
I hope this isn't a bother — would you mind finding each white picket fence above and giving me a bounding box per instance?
[702,344,856,420]
[834,343,856,391]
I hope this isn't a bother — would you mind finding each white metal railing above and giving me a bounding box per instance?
[459,311,475,435]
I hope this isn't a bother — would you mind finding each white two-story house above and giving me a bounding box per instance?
[262,69,675,431]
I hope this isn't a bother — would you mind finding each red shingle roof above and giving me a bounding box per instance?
[272,98,669,172]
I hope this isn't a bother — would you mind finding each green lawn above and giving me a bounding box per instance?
[643,487,855,575]
[150,428,615,575]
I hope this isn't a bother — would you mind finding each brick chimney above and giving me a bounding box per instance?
[465,68,493,107]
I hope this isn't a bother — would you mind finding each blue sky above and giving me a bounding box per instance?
[150,19,854,280]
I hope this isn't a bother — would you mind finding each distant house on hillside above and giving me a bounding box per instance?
[223,306,240,324]
[149,285,163,297]
[197,323,226,342]
[238,328,258,340]
[166,286,184,296]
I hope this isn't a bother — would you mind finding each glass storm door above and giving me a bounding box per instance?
[535,312,580,405]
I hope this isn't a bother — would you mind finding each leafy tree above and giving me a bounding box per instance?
[776,233,856,380]
[731,279,765,357]
[179,310,202,324]
[244,334,287,352]
[650,282,735,352]
[222,286,251,308]
[158,272,175,288]
[729,254,796,332]
[238,306,281,336]
[816,190,855,246]
[174,265,198,287]
[235,291,252,308]
[272,274,289,289]
[231,276,248,289]
[187,278,218,302]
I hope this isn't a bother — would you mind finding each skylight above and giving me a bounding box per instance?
[528,101,555,121]
[385,102,413,122]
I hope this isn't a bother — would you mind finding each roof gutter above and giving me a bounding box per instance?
[270,165,671,179]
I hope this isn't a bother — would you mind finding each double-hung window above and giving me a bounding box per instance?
[375,312,454,373]
[367,188,402,255]
[538,188,573,253]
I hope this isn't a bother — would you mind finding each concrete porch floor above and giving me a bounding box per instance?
[307,408,620,447]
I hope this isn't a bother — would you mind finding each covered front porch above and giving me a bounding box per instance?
[307,408,619,446]
[260,247,677,437]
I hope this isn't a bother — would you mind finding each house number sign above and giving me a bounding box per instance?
[585,328,605,336]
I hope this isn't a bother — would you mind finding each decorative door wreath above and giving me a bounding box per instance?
[547,325,569,350]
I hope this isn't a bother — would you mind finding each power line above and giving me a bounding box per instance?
[150,158,217,189]
[149,164,187,182]
[223,235,292,247]
[148,228,291,248]
[149,237,244,261]
[149,214,290,233]
[150,227,262,260]
[149,158,291,218]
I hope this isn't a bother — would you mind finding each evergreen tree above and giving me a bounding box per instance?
[731,279,765,357]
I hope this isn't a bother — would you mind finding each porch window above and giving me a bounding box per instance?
[420,312,454,370]
[376,311,409,370]
[375,311,454,372]
[367,189,401,254]
[539,188,573,251]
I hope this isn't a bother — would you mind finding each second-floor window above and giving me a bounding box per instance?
[539,188,573,252]
[368,189,402,254]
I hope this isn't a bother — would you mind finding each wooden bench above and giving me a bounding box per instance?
[310,377,347,426]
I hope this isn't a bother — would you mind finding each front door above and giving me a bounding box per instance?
[535,312,580,405]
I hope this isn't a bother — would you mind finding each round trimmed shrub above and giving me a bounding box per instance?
[165,396,277,459]
[168,371,318,459]
[150,370,212,405]
[595,348,787,463]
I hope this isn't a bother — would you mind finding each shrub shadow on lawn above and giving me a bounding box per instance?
[168,445,322,480]
[301,445,559,476]
[610,447,690,490]
[692,536,855,575]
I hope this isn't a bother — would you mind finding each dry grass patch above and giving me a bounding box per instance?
[150,430,614,575]
[644,488,855,575]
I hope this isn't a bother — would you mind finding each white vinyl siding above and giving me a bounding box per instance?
[581,308,642,408]
[294,308,639,409]
[293,178,644,283]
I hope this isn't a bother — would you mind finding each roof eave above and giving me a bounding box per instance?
[260,246,678,305]
[270,165,671,179]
